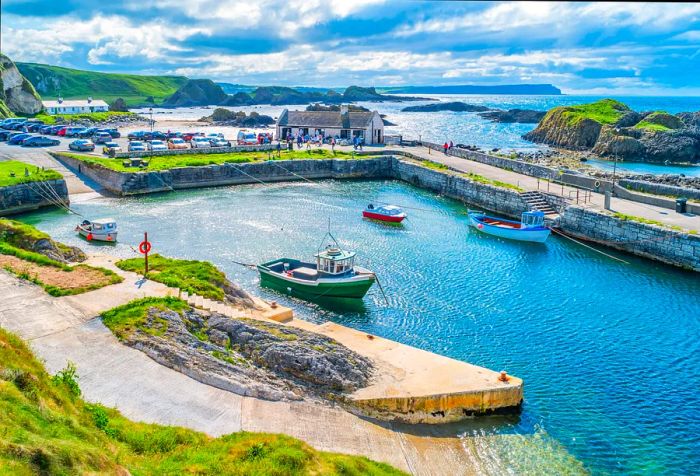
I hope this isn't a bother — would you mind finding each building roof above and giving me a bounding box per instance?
[277,110,378,129]
[42,99,109,108]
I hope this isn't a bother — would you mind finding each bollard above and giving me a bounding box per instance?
[499,371,509,382]
[604,191,612,210]
[270,301,278,309]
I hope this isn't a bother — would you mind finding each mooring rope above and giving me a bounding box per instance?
[549,227,630,264]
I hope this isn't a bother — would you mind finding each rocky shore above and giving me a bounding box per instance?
[119,304,375,403]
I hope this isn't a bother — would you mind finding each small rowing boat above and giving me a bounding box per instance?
[362,204,406,223]
[468,210,550,243]
[257,232,375,300]
[75,218,118,242]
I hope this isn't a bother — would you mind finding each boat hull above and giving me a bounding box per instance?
[258,267,375,300]
[77,228,117,242]
[469,214,550,243]
[362,210,406,223]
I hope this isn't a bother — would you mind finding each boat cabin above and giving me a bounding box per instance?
[81,218,117,233]
[315,246,356,276]
[521,211,546,229]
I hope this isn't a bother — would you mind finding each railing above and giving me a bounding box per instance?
[535,178,593,204]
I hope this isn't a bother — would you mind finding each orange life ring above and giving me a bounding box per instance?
[139,241,151,254]
[87,233,93,241]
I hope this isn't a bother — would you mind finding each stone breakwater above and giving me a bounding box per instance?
[52,153,700,271]
[112,143,275,159]
[0,179,68,216]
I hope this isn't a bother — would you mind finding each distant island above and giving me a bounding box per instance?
[524,98,700,164]
[401,102,546,124]
[383,84,562,95]
[401,102,490,112]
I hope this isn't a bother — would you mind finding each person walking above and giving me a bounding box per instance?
[331,137,336,153]
[443,142,449,154]
[449,140,454,151]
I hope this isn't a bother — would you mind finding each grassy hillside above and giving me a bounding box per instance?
[16,62,188,106]
[0,326,404,475]
[559,98,630,126]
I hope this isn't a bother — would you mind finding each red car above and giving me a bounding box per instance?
[56,127,68,136]
[182,132,204,142]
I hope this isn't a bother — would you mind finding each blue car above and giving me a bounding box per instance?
[22,136,60,147]
[8,133,32,145]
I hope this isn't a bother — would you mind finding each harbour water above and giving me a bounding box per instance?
[19,179,700,474]
[134,94,700,176]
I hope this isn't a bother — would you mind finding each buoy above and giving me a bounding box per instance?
[87,233,93,241]
[498,370,509,382]
[478,224,484,229]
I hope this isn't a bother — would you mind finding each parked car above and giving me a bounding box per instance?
[209,138,230,147]
[56,127,69,137]
[149,131,167,141]
[182,132,204,142]
[102,142,122,155]
[47,125,64,135]
[22,136,60,147]
[26,123,45,132]
[167,138,188,149]
[78,127,99,138]
[92,132,113,144]
[39,125,54,134]
[191,137,211,148]
[98,128,120,138]
[165,131,182,139]
[128,131,148,141]
[8,122,28,131]
[148,140,167,151]
[0,119,23,129]
[0,130,13,141]
[65,127,88,137]
[69,139,95,152]
[128,141,146,152]
[8,133,33,145]
[237,131,258,145]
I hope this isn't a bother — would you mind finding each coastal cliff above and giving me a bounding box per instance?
[0,54,42,117]
[524,99,700,164]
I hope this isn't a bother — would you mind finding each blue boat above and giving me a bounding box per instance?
[468,210,551,243]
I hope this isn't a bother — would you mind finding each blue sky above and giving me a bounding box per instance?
[2,0,700,94]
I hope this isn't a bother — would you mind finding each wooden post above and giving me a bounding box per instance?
[144,232,149,275]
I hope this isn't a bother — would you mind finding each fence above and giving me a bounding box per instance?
[112,143,275,159]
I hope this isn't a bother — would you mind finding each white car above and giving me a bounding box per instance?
[191,137,212,148]
[128,141,146,152]
[148,140,168,151]
[210,138,230,147]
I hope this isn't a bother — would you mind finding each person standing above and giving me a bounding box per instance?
[331,137,336,153]
[443,142,449,154]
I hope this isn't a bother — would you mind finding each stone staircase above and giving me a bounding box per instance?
[174,290,293,323]
[519,191,559,217]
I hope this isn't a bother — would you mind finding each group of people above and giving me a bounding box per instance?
[442,140,454,155]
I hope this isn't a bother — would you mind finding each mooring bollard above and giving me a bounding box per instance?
[499,370,509,382]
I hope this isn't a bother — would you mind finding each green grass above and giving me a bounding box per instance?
[0,241,69,270]
[633,111,682,132]
[101,296,188,340]
[116,254,229,300]
[419,160,449,171]
[0,326,404,475]
[633,121,670,132]
[559,98,629,126]
[0,161,62,187]
[462,172,524,192]
[0,217,78,261]
[612,212,688,232]
[56,148,361,172]
[17,62,188,105]
[33,111,137,125]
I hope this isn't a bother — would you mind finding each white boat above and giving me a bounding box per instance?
[469,210,550,243]
[75,218,118,242]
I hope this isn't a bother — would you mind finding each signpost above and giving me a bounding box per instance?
[139,232,151,275]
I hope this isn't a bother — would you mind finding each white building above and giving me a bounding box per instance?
[276,105,385,144]
[42,97,109,115]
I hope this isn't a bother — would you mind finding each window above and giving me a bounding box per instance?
[340,129,349,138]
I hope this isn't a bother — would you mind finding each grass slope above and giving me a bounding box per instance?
[17,62,188,105]
[116,255,229,300]
[560,98,629,126]
[0,161,62,187]
[0,327,404,475]
[57,148,366,172]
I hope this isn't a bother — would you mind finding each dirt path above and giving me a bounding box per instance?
[0,255,113,290]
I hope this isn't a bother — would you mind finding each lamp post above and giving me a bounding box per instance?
[612,127,620,196]
[149,107,153,134]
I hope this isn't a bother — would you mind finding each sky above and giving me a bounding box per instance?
[2,0,700,95]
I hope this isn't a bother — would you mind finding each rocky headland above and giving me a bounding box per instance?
[199,108,275,127]
[524,99,700,164]
[402,102,545,123]
[0,53,43,117]
[401,101,490,112]
[104,300,375,403]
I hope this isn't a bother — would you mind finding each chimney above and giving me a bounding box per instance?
[87,96,93,103]
[58,97,63,104]
[340,104,349,115]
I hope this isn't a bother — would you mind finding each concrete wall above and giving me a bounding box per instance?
[560,206,700,271]
[0,179,69,216]
[619,179,700,201]
[613,184,700,215]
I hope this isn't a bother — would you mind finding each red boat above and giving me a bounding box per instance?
[362,204,407,223]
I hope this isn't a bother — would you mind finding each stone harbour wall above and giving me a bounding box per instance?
[0,179,69,216]
[113,143,275,159]
[619,178,700,201]
[559,206,700,271]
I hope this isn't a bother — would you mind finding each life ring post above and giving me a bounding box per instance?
[139,232,152,275]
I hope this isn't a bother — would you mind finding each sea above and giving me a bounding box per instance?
[134,94,700,177]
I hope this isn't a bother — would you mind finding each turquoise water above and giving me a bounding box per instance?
[18,180,700,474]
[584,157,700,177]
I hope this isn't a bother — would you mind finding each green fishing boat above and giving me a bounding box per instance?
[257,233,376,301]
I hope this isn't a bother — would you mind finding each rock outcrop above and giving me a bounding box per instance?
[123,306,374,402]
[478,108,546,123]
[0,218,86,263]
[163,79,229,107]
[524,99,700,164]
[0,54,42,117]
[199,108,275,126]
[401,102,490,112]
